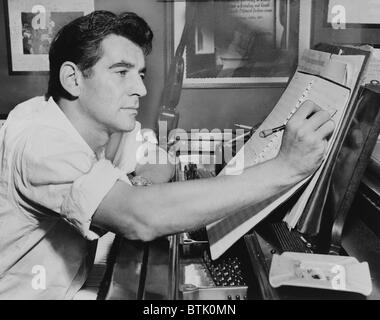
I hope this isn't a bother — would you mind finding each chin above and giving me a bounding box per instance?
[121,121,136,132]
[111,115,137,133]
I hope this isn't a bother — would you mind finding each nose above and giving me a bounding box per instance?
[131,73,147,98]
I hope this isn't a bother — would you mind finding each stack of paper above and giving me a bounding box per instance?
[283,51,365,229]
[206,49,367,260]
[360,47,380,85]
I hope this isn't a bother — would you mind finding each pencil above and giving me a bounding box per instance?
[259,125,286,138]
[224,131,252,147]
[234,123,253,130]
[259,109,338,139]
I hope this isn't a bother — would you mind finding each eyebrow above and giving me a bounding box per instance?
[109,61,146,74]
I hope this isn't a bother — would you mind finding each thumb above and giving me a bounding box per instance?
[140,128,158,144]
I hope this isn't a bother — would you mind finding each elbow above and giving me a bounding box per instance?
[123,214,161,242]
[135,212,171,242]
[133,226,157,242]
[122,189,169,242]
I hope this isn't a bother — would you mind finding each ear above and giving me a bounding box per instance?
[59,62,82,98]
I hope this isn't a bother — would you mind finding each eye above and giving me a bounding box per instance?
[140,73,145,80]
[117,70,128,77]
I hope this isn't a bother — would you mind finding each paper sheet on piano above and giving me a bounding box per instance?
[361,48,380,85]
[284,52,365,229]
[206,49,365,260]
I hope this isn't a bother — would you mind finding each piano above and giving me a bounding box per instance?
[75,83,380,300]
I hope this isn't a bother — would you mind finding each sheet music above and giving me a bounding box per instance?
[283,81,351,228]
[298,49,332,76]
[207,71,352,260]
[284,57,366,228]
[361,48,380,85]
[330,54,365,90]
[221,72,316,176]
[298,49,365,90]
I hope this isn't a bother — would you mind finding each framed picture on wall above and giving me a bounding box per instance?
[299,0,380,56]
[4,0,94,74]
[169,0,300,88]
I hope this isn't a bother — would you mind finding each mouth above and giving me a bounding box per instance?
[121,107,138,115]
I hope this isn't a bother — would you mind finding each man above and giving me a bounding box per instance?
[0,11,334,299]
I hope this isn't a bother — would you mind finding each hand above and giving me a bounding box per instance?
[276,100,335,179]
[140,128,158,144]
[167,128,187,156]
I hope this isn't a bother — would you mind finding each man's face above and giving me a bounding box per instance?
[78,34,147,134]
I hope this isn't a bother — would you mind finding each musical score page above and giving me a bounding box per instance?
[207,71,352,260]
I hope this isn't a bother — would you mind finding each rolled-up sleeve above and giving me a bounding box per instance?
[60,159,129,240]
[13,127,131,240]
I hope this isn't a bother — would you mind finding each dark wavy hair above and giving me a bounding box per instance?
[47,10,153,101]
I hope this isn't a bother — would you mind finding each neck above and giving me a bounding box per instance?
[57,98,110,154]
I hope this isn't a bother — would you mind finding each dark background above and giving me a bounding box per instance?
[0,0,285,130]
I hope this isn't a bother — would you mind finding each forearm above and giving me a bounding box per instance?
[135,163,175,184]
[96,101,334,241]
[129,156,302,238]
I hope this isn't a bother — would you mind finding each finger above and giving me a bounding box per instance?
[168,128,187,143]
[291,100,322,122]
[169,140,186,153]
[315,119,335,140]
[304,110,332,132]
[141,129,158,144]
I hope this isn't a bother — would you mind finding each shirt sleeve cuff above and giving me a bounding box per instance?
[61,159,130,240]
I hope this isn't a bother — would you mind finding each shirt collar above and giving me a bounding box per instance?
[46,97,97,158]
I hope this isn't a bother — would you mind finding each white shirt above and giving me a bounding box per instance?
[0,96,141,299]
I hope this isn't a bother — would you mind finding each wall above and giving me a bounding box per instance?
[177,87,284,131]
[0,1,48,116]
[0,0,283,129]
